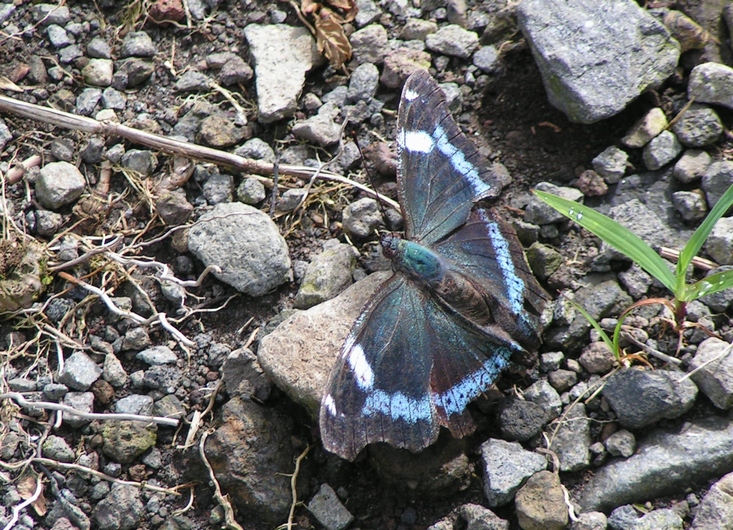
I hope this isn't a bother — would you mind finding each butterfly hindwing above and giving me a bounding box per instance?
[396,70,503,245]
[320,275,439,461]
[434,208,549,351]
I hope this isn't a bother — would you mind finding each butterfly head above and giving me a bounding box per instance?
[379,232,400,261]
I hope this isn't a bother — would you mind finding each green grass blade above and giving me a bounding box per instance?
[676,184,733,294]
[533,190,677,293]
[684,269,733,300]
[562,294,617,358]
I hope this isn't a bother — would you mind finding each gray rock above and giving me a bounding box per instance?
[425,24,479,58]
[75,87,102,116]
[101,421,156,464]
[120,149,157,176]
[101,87,126,110]
[515,471,569,530]
[0,118,11,151]
[115,394,153,415]
[342,197,383,238]
[592,146,628,184]
[292,103,342,146]
[350,24,389,65]
[671,104,723,147]
[103,354,128,387]
[307,484,354,530]
[188,202,291,296]
[221,347,272,401]
[498,398,547,442]
[355,0,382,27]
[0,4,15,24]
[622,107,668,148]
[480,439,547,507]
[700,266,733,313]
[517,0,678,124]
[618,263,652,299]
[62,392,95,427]
[605,429,636,458]
[602,369,697,430]
[234,137,276,163]
[540,351,564,372]
[153,394,185,420]
[120,31,156,57]
[34,3,70,25]
[453,504,509,530]
[93,484,145,530]
[472,45,500,73]
[672,189,708,222]
[58,44,83,64]
[46,24,70,48]
[259,271,390,417]
[136,345,178,365]
[572,276,633,322]
[579,342,615,374]
[207,397,294,523]
[642,130,683,170]
[551,403,591,472]
[175,70,210,92]
[122,327,151,350]
[42,435,75,463]
[237,177,267,204]
[294,242,356,308]
[43,383,68,401]
[688,62,733,110]
[218,55,253,86]
[203,173,234,205]
[691,472,733,530]
[523,379,562,421]
[571,512,607,530]
[58,352,102,391]
[87,37,111,58]
[400,18,438,40]
[613,508,683,530]
[155,191,193,225]
[115,58,154,88]
[702,160,733,209]
[244,24,323,123]
[524,182,584,225]
[276,189,307,212]
[347,63,380,104]
[82,58,113,87]
[142,365,182,393]
[673,149,711,184]
[197,114,246,147]
[689,337,733,409]
[706,217,733,265]
[602,199,678,259]
[380,47,433,88]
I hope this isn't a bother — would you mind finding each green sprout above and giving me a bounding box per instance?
[534,183,733,358]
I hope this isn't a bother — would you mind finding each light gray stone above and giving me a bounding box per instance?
[294,242,356,309]
[480,439,548,507]
[691,472,733,530]
[82,58,113,87]
[672,189,708,222]
[673,149,712,183]
[425,24,479,58]
[62,392,95,427]
[591,146,628,184]
[307,484,354,530]
[342,197,383,238]
[689,337,733,409]
[58,351,102,391]
[642,130,683,170]
[671,104,723,147]
[188,202,292,297]
[350,24,389,65]
[706,217,733,266]
[120,31,156,57]
[689,62,733,110]
[702,160,733,209]
[244,24,323,123]
[622,107,668,148]
[136,345,178,365]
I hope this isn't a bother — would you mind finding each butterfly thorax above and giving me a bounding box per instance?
[380,234,445,284]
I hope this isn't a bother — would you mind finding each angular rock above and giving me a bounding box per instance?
[673,149,711,184]
[36,161,86,209]
[221,347,272,402]
[622,107,668,148]
[207,397,294,523]
[307,484,354,530]
[101,421,157,464]
[342,197,383,238]
[425,24,479,58]
[237,178,267,205]
[688,62,733,110]
[550,403,591,472]
[244,24,322,123]
[517,0,678,123]
[187,202,291,297]
[347,62,379,103]
[82,58,113,87]
[515,471,569,530]
[57,352,102,391]
[380,47,432,88]
[62,392,95,428]
[136,345,178,365]
[672,189,708,222]
[93,484,144,530]
[120,31,156,58]
[689,337,733,409]
[691,472,733,530]
[642,130,683,170]
[706,217,733,266]
[42,435,75,463]
[602,369,697,430]
[671,104,723,147]
[294,241,356,309]
[258,271,390,417]
[604,429,636,458]
[292,103,342,146]
[591,146,628,184]
[350,24,389,65]
[702,160,733,209]
[480,439,547,507]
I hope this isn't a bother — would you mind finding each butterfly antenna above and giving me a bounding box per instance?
[351,131,391,238]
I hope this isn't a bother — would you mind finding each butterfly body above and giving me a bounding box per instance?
[320,70,549,461]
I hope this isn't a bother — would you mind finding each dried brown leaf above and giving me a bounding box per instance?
[0,75,24,92]
[314,7,352,69]
[16,474,48,516]
[324,0,357,22]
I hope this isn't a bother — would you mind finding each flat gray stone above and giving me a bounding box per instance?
[579,417,733,512]
[58,351,102,391]
[307,484,354,530]
[642,130,683,170]
[689,62,733,110]
[244,24,323,123]
[706,217,733,266]
[517,0,679,123]
[136,345,178,365]
[691,472,733,530]
[188,202,291,297]
[689,337,733,409]
[294,241,356,309]
[425,24,479,59]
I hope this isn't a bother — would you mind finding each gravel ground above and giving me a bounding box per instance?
[1,1,733,530]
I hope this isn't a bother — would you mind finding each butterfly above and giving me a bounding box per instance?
[319,70,549,461]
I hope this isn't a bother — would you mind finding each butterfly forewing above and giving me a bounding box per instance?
[396,70,502,245]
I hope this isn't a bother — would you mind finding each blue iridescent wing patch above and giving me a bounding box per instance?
[319,70,549,461]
